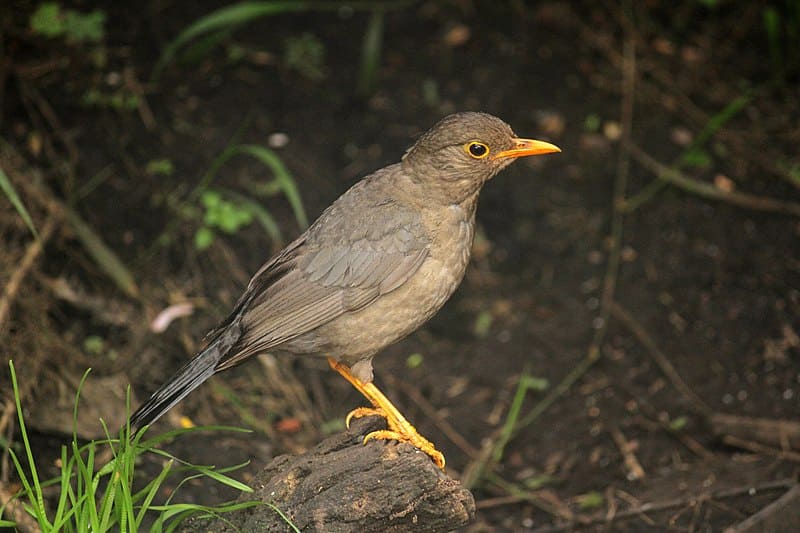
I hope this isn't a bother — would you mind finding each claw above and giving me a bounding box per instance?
[328,357,447,470]
[345,406,385,428]
[363,430,446,469]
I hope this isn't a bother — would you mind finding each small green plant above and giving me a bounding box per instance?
[187,143,308,252]
[284,33,326,80]
[1,361,291,532]
[30,2,106,43]
[195,190,255,250]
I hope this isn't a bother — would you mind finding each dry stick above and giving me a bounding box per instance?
[722,435,800,463]
[123,66,157,131]
[384,373,480,460]
[611,427,646,481]
[609,301,713,417]
[531,478,798,533]
[725,484,800,533]
[0,216,58,330]
[629,144,800,217]
[711,413,800,451]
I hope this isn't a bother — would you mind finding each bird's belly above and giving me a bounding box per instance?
[328,256,466,359]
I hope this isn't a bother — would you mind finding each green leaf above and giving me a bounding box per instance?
[83,335,104,355]
[63,9,106,43]
[406,352,424,369]
[224,190,284,244]
[194,226,215,250]
[30,2,64,37]
[146,158,175,176]
[577,491,604,509]
[669,415,688,431]
[523,474,554,490]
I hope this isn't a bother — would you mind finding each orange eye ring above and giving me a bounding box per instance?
[465,141,490,159]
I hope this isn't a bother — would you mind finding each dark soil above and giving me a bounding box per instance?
[1,1,799,531]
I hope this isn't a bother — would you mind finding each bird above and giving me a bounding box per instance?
[128,112,560,469]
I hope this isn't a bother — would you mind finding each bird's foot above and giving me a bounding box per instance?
[363,428,446,470]
[329,357,446,470]
[345,405,445,469]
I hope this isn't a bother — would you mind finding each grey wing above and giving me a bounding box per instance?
[216,202,429,369]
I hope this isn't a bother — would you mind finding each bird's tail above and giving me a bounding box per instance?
[128,321,242,431]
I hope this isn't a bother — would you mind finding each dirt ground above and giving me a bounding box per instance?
[2,1,799,531]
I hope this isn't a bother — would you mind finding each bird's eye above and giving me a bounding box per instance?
[465,141,490,159]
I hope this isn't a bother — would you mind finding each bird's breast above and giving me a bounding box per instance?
[301,200,477,363]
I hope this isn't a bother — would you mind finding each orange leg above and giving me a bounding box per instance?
[328,357,445,470]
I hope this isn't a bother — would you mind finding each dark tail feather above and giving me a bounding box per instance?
[129,321,242,431]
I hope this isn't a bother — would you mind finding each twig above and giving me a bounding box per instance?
[0,216,58,331]
[629,144,800,216]
[722,435,800,463]
[384,373,480,459]
[123,67,157,131]
[711,413,800,451]
[725,484,800,532]
[616,380,715,459]
[532,479,797,532]
[609,301,713,417]
[611,427,645,480]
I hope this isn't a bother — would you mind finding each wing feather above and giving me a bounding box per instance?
[214,184,430,369]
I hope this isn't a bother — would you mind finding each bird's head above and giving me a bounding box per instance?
[402,112,560,205]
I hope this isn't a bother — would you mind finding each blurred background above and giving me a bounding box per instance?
[1,0,799,530]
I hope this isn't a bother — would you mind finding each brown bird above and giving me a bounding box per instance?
[129,112,560,469]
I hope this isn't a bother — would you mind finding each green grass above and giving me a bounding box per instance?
[152,1,412,95]
[0,166,38,240]
[1,361,297,532]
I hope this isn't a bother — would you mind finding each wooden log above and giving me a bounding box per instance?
[181,416,475,532]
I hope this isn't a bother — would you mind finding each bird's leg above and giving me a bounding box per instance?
[328,357,445,469]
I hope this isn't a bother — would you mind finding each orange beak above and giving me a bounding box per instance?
[493,138,561,160]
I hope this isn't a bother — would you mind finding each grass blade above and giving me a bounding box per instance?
[358,9,385,96]
[66,208,139,297]
[232,144,308,228]
[225,189,284,244]
[0,166,38,239]
[8,360,51,528]
[154,1,313,78]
